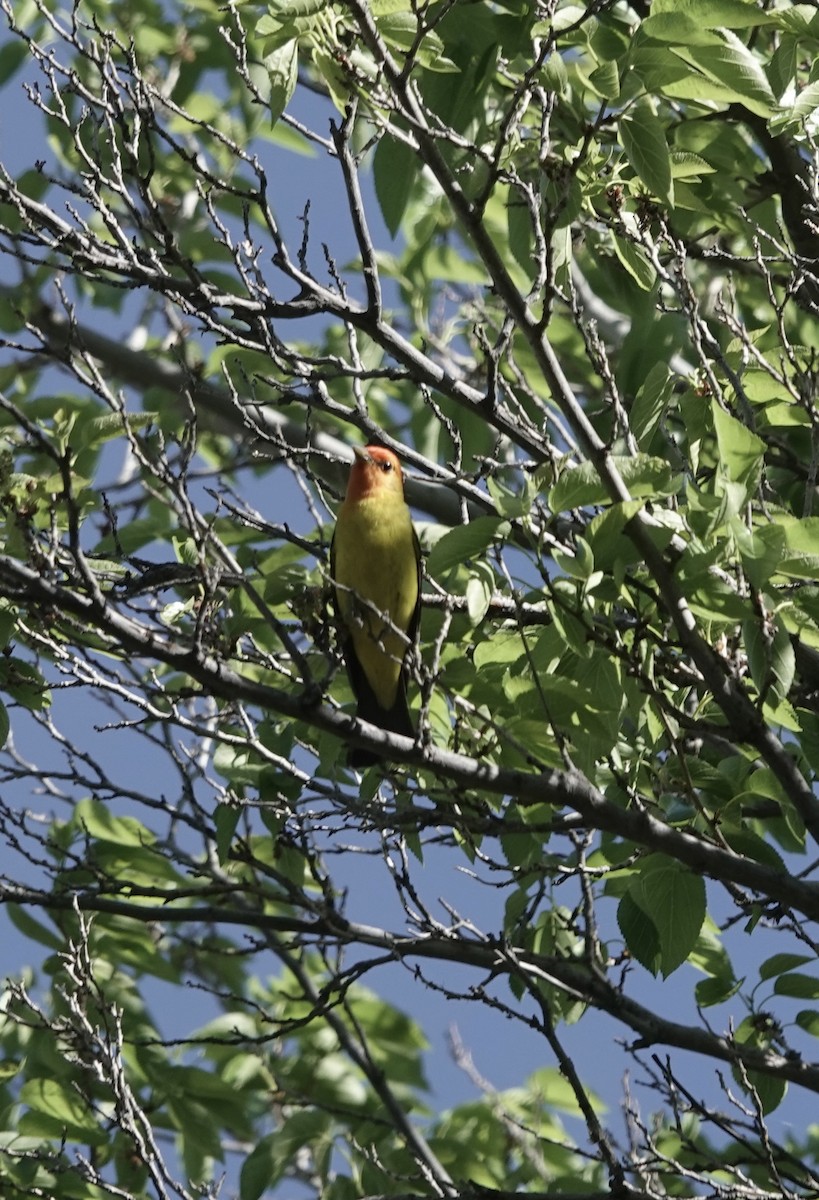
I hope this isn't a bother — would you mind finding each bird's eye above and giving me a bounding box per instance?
[380,460,392,473]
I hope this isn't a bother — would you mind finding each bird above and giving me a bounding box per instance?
[330,445,421,767]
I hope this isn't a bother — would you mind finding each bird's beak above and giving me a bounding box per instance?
[352,445,373,465]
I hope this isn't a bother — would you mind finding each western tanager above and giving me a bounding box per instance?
[331,445,421,767]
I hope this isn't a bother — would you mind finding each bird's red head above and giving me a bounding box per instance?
[345,445,405,503]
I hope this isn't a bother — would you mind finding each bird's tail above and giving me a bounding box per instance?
[349,673,415,768]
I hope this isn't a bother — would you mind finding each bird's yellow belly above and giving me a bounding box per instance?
[334,500,417,709]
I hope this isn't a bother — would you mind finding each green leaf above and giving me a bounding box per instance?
[678,31,777,118]
[711,401,765,489]
[426,517,508,578]
[586,499,646,571]
[617,890,661,975]
[759,953,813,981]
[0,37,29,85]
[486,472,534,518]
[630,44,699,91]
[778,516,819,578]
[725,828,787,873]
[550,455,678,512]
[732,1016,788,1113]
[371,0,415,12]
[77,410,158,447]
[268,0,329,16]
[776,5,819,37]
[656,71,748,109]
[630,362,674,449]
[795,1010,819,1037]
[742,614,795,704]
[473,629,527,669]
[670,151,716,179]
[696,974,742,1005]
[650,0,776,28]
[377,12,452,70]
[767,32,799,99]
[744,1071,786,1115]
[7,904,64,952]
[733,522,785,590]
[73,798,156,847]
[465,565,494,625]
[688,920,736,991]
[770,79,819,135]
[373,134,418,237]
[214,803,242,864]
[773,972,819,999]
[611,232,656,291]
[639,13,723,47]
[266,39,299,123]
[214,741,266,787]
[589,60,620,100]
[621,98,673,206]
[767,623,796,702]
[0,657,51,711]
[19,1079,108,1144]
[542,51,569,94]
[554,536,595,581]
[507,188,533,275]
[625,857,706,977]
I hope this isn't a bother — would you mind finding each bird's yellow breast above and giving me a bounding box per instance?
[333,494,418,709]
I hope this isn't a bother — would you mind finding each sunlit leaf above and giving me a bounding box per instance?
[621,98,674,205]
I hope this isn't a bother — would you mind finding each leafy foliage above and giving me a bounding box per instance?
[2,0,819,1196]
